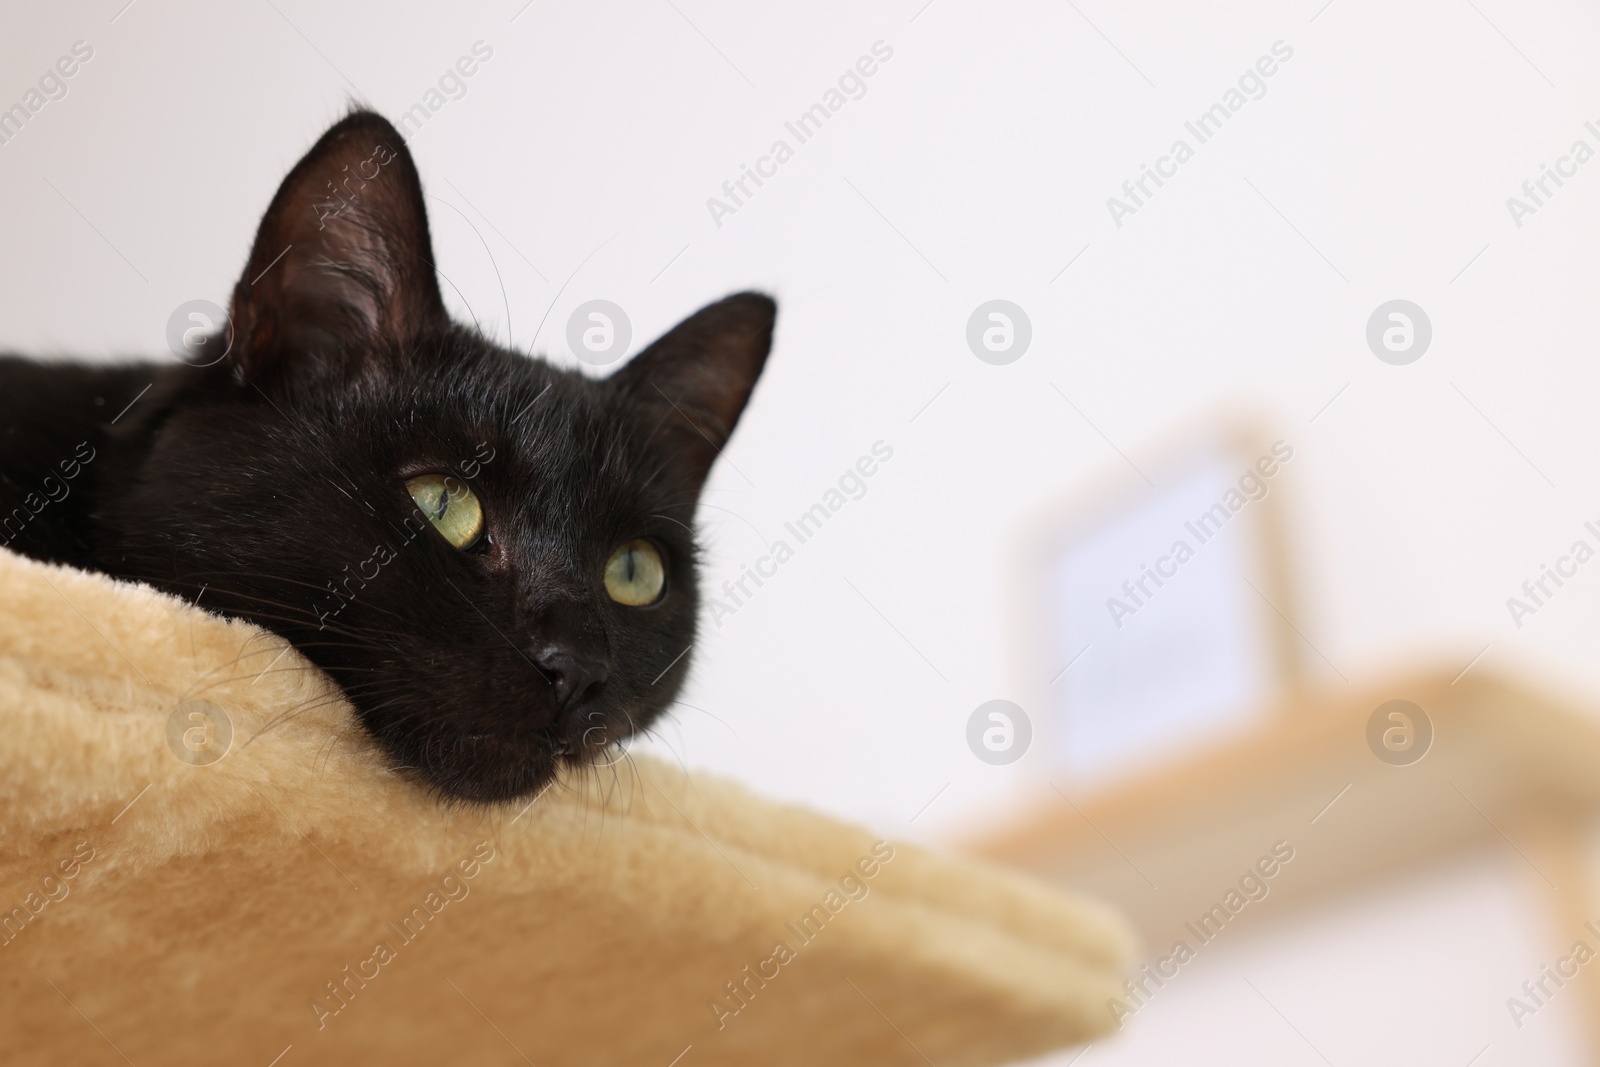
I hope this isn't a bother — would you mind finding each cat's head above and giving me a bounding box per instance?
[108,111,773,802]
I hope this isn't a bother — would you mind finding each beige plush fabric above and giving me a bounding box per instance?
[0,546,1132,1066]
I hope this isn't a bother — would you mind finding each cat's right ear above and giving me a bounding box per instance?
[228,111,447,392]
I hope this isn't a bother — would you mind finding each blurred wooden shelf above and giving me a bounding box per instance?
[966,669,1600,947]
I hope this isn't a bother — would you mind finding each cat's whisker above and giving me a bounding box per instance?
[425,193,511,346]
[645,512,694,534]
[163,572,418,628]
[667,700,738,739]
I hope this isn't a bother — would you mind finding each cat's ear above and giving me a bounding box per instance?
[229,111,446,390]
[611,293,776,482]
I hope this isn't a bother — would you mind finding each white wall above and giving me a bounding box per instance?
[7,1,1600,1056]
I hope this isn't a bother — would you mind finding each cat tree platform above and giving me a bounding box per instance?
[0,547,1132,1066]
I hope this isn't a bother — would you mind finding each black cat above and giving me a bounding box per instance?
[0,111,775,803]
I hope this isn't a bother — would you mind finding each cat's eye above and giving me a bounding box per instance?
[405,474,484,549]
[604,540,665,606]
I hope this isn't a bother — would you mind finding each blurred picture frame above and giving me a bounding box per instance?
[1009,417,1306,792]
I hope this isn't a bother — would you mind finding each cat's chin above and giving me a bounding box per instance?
[405,731,565,805]
[382,697,644,802]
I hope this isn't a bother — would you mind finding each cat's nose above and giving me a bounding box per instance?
[533,648,608,710]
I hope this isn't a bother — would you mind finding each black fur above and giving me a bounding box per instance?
[0,111,775,803]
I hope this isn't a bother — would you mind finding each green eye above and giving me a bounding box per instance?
[405,474,484,549]
[604,540,665,606]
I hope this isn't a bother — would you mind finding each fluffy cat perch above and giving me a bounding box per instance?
[0,546,1132,1065]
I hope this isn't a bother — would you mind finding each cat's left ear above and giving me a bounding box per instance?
[229,111,446,391]
[611,292,776,483]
